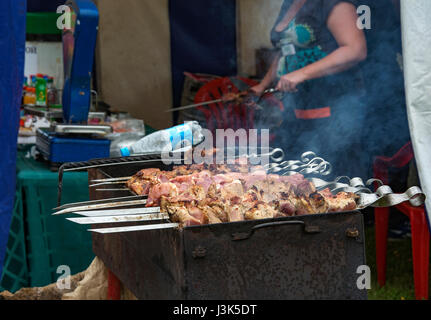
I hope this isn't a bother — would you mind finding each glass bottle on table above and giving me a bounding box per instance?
[29,75,35,87]
[23,87,36,105]
[47,77,58,107]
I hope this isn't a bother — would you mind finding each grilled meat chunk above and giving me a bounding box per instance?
[244,203,278,221]
[146,182,179,207]
[166,204,202,227]
[277,199,297,216]
[227,203,245,222]
[126,165,359,227]
[201,206,223,225]
[319,188,358,212]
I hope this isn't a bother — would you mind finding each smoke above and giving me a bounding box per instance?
[170,0,410,181]
[359,0,411,167]
[251,0,411,180]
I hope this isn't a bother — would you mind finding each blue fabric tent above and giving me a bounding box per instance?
[0,0,26,276]
[169,0,237,110]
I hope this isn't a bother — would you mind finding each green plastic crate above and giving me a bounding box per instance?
[0,152,94,293]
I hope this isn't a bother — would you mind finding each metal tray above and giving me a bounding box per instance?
[53,124,112,135]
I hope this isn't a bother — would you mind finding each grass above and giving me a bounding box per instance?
[364,225,431,300]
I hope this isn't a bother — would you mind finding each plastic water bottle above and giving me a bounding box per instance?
[120,121,204,156]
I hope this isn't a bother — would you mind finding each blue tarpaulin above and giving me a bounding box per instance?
[168,0,237,108]
[0,0,26,276]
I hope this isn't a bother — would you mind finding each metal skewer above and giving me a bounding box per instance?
[71,207,160,217]
[255,88,279,103]
[165,88,277,113]
[165,99,223,113]
[89,223,180,234]
[67,213,169,225]
[53,195,146,211]
[95,188,131,192]
[263,152,332,176]
[57,157,183,206]
[263,88,278,94]
[90,181,129,187]
[245,148,285,163]
[53,198,148,215]
[61,158,184,173]
[91,176,132,183]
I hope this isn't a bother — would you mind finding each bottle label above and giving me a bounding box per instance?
[35,79,47,106]
[120,147,131,157]
[166,124,193,150]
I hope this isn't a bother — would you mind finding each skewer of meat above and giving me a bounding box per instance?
[157,186,357,227]
[136,169,358,227]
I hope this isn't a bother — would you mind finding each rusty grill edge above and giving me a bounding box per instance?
[89,161,367,300]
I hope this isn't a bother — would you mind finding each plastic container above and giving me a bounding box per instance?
[35,77,47,106]
[108,132,147,158]
[120,121,204,156]
[46,77,58,107]
[23,87,37,105]
[27,75,35,87]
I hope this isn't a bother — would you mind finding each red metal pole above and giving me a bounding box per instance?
[107,269,122,300]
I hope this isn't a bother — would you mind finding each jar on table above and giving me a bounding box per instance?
[23,87,36,105]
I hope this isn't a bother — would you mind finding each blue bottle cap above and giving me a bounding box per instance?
[120,147,130,157]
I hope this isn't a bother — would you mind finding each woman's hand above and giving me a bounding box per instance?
[275,70,307,92]
[250,84,267,96]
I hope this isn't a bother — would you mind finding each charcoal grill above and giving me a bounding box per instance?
[86,159,368,300]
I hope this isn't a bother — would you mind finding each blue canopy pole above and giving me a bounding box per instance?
[0,0,26,276]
